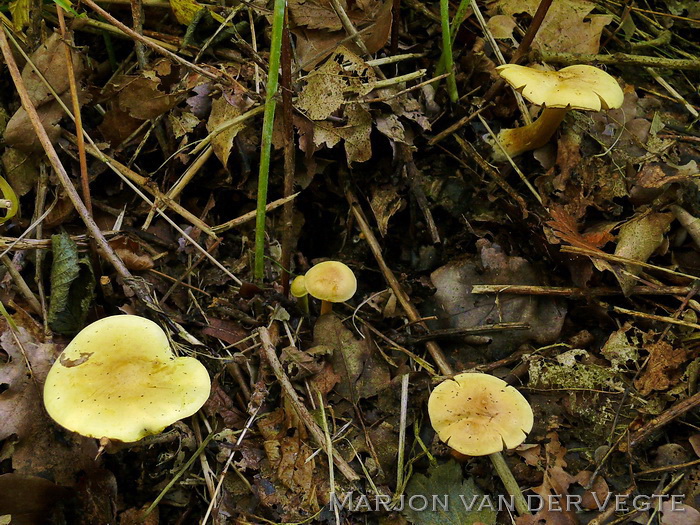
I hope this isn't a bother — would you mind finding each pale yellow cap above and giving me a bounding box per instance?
[428,373,533,456]
[43,315,211,442]
[496,64,624,111]
[304,261,357,303]
[290,275,308,298]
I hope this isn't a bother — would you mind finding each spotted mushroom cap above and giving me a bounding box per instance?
[428,373,534,456]
[43,315,211,443]
[496,64,624,111]
[304,261,357,303]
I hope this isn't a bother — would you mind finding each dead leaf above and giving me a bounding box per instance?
[2,147,39,197]
[429,240,567,358]
[4,32,87,152]
[292,0,392,69]
[0,324,98,484]
[634,340,688,395]
[613,212,674,295]
[0,474,73,523]
[312,315,390,401]
[106,60,180,121]
[109,237,155,271]
[370,184,403,236]
[493,0,612,54]
[207,95,250,167]
[314,102,372,163]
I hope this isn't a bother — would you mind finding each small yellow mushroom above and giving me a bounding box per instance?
[43,315,211,443]
[304,261,357,315]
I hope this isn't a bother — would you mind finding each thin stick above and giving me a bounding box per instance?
[258,327,360,481]
[317,391,340,525]
[628,391,700,449]
[213,193,299,234]
[613,306,700,330]
[130,0,148,67]
[511,0,553,64]
[396,374,409,491]
[56,8,92,218]
[253,0,286,281]
[279,21,295,296]
[532,49,700,71]
[346,188,453,376]
[0,26,154,307]
[1,255,42,315]
[81,0,220,80]
[471,284,692,296]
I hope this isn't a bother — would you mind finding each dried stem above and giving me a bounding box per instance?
[258,327,360,481]
[346,188,453,376]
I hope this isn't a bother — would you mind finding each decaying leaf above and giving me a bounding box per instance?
[0,323,97,485]
[492,0,613,54]
[291,0,392,69]
[634,340,688,396]
[109,237,155,271]
[312,315,390,401]
[297,46,376,121]
[601,323,640,369]
[4,32,87,152]
[404,460,497,525]
[48,232,95,335]
[2,147,39,197]
[207,95,251,167]
[314,103,372,163]
[9,0,30,30]
[613,212,674,295]
[429,240,567,358]
[370,184,403,236]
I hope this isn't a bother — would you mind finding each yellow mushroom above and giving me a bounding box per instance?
[304,261,357,315]
[428,373,534,515]
[290,275,310,316]
[43,315,211,443]
[488,64,624,161]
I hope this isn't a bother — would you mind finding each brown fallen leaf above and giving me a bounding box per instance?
[206,93,253,167]
[634,340,688,396]
[492,0,612,54]
[312,314,390,401]
[109,236,155,271]
[0,322,98,485]
[4,32,87,152]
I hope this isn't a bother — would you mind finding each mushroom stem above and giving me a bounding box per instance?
[489,451,530,516]
[490,107,568,161]
[320,300,333,315]
[297,294,310,317]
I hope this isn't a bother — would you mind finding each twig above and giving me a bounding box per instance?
[511,0,553,63]
[428,105,491,145]
[213,194,299,234]
[471,284,692,296]
[0,26,156,309]
[258,327,360,481]
[532,49,700,71]
[279,21,295,296]
[130,0,148,67]
[82,0,220,80]
[628,391,700,449]
[613,306,700,330]
[453,135,529,213]
[346,188,453,376]
[560,245,699,283]
[1,255,42,315]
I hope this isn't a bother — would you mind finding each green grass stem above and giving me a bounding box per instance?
[254,0,286,282]
[439,0,459,102]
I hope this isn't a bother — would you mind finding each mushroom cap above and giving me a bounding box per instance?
[43,315,211,443]
[304,261,357,303]
[496,64,624,111]
[428,373,533,456]
[290,275,308,298]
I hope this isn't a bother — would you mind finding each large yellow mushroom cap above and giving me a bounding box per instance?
[428,373,534,456]
[304,261,357,303]
[43,315,211,443]
[496,64,624,111]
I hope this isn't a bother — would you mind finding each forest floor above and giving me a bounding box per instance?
[1,0,700,523]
